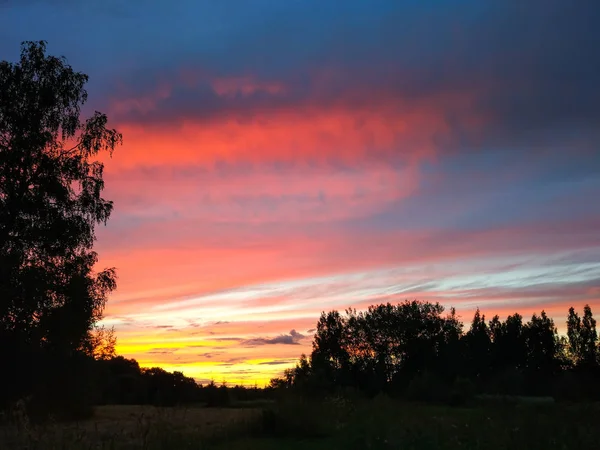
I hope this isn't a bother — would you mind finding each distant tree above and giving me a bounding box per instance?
[437,306,464,381]
[489,313,526,372]
[522,311,561,395]
[567,305,598,367]
[580,305,598,367]
[489,315,503,343]
[523,311,559,371]
[310,310,350,388]
[290,354,312,388]
[0,41,121,414]
[463,308,492,380]
[304,301,464,396]
[88,325,117,360]
[96,356,146,405]
[567,307,583,362]
[269,375,290,390]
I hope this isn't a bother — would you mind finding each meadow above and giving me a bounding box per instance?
[2,396,599,450]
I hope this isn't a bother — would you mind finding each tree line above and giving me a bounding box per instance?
[271,301,600,403]
[93,355,270,408]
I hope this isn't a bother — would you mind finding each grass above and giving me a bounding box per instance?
[0,404,259,449]
[2,398,599,449]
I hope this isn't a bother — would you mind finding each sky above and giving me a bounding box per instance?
[1,0,599,385]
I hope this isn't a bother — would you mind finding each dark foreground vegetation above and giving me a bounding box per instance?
[3,397,600,449]
[1,41,600,449]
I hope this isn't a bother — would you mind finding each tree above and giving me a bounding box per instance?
[463,308,491,380]
[310,310,350,388]
[523,311,560,391]
[489,313,526,372]
[580,305,598,366]
[567,305,598,367]
[300,301,464,396]
[0,41,121,413]
[567,307,582,362]
[89,325,117,360]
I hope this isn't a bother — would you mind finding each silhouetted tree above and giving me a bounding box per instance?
[310,310,351,389]
[524,311,559,371]
[580,305,598,367]
[463,308,492,382]
[274,302,600,402]
[437,307,464,381]
[567,305,598,368]
[522,311,560,394]
[0,41,121,416]
[489,313,526,371]
[89,325,117,360]
[306,301,464,398]
[567,307,583,362]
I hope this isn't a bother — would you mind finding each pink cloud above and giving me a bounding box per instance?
[97,215,600,317]
[102,162,419,224]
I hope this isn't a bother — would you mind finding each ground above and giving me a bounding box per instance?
[2,398,600,449]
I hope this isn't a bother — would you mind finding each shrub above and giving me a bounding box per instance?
[448,377,476,406]
[405,371,449,403]
[255,396,335,438]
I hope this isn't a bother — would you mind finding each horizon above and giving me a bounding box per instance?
[1,0,599,386]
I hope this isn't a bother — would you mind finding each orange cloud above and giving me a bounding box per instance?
[104,106,443,170]
[104,67,486,172]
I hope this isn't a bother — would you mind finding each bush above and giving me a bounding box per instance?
[254,396,336,438]
[487,368,526,396]
[405,372,449,403]
[204,383,232,407]
[448,377,476,406]
[23,353,96,423]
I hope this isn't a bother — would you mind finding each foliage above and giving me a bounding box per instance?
[0,41,122,418]
[272,301,600,402]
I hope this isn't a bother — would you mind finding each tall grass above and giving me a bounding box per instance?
[2,397,599,449]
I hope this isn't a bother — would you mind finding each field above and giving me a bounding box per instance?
[2,397,600,449]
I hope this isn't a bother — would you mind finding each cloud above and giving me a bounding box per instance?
[224,357,246,364]
[147,349,176,355]
[258,360,298,366]
[100,162,420,228]
[243,330,306,347]
[197,352,219,359]
[82,0,599,173]
[98,213,600,317]
[4,1,600,153]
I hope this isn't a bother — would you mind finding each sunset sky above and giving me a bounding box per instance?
[1,1,599,385]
